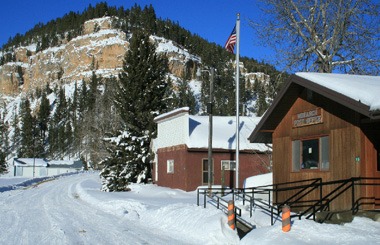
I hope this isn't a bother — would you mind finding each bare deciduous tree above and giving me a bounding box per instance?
[250,0,380,74]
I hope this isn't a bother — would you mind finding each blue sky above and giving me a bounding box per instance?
[0,0,276,65]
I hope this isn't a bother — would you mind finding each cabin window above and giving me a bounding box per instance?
[167,159,174,173]
[292,136,329,171]
[376,143,380,172]
[221,160,236,171]
[320,136,330,170]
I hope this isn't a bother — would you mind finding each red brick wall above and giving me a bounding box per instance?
[154,145,270,191]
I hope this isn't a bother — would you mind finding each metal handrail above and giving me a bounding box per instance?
[197,177,380,225]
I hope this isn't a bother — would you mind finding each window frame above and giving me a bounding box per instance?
[292,135,329,172]
[221,160,236,171]
[202,158,214,185]
[166,159,174,174]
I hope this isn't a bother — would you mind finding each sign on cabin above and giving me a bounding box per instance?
[292,108,323,128]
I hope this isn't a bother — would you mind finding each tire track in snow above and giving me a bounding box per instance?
[0,173,179,244]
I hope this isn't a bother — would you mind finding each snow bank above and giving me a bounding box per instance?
[74,175,239,244]
[0,172,379,244]
[244,172,273,188]
[241,217,380,245]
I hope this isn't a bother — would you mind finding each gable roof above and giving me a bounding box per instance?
[154,107,271,153]
[188,115,270,152]
[249,72,380,143]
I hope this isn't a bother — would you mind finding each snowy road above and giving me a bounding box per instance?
[0,174,198,244]
[3,173,378,245]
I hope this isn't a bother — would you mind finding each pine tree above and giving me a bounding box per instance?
[255,82,268,116]
[37,91,50,156]
[11,109,20,154]
[174,79,197,114]
[49,87,67,157]
[70,82,80,157]
[18,98,35,157]
[0,149,7,174]
[0,109,5,150]
[78,80,88,118]
[100,30,171,191]
[87,71,99,111]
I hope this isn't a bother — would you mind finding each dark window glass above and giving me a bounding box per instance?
[302,139,319,169]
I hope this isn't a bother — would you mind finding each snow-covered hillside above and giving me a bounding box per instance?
[0,172,379,244]
[0,16,204,95]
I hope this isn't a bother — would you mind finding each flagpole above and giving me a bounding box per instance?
[235,13,240,189]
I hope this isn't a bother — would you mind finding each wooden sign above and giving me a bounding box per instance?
[292,108,323,128]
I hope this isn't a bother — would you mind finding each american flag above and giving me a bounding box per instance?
[224,25,237,53]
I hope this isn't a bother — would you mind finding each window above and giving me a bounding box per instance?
[292,136,329,171]
[221,160,236,171]
[375,142,380,172]
[167,160,174,173]
[302,139,319,169]
[320,136,330,170]
[202,159,213,185]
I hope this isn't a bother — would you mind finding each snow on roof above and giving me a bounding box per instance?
[154,107,189,122]
[296,72,380,111]
[13,158,81,168]
[188,115,270,152]
[13,158,48,167]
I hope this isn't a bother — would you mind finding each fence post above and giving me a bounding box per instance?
[221,166,225,196]
[282,205,291,232]
[319,179,322,206]
[204,189,207,208]
[197,189,199,206]
[227,200,235,230]
[275,184,278,206]
[271,205,274,225]
[351,178,355,214]
[249,194,254,218]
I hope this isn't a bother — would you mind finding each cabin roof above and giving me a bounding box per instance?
[249,72,380,143]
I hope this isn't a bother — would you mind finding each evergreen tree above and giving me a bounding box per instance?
[254,82,268,116]
[0,148,7,174]
[100,30,171,191]
[49,87,67,157]
[87,71,99,111]
[174,79,197,114]
[78,80,88,118]
[37,91,50,153]
[0,109,5,151]
[11,109,20,154]
[213,66,236,116]
[3,121,10,159]
[71,82,80,157]
[65,120,73,158]
[0,109,9,163]
[18,98,35,157]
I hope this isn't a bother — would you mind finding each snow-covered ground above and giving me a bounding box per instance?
[0,172,379,245]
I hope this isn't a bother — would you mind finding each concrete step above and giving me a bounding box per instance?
[236,220,255,239]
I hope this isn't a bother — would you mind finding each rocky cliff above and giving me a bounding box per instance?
[0,17,201,95]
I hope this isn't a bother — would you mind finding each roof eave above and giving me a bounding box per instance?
[249,73,375,144]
